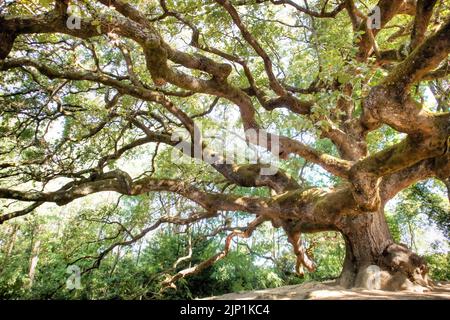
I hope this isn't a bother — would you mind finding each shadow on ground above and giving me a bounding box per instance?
[203,281,450,300]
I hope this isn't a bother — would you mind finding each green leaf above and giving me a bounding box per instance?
[38,0,53,8]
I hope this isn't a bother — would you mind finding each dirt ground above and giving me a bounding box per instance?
[203,281,450,300]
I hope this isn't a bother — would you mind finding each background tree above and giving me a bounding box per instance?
[0,0,449,293]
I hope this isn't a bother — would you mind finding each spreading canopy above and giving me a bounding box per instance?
[0,0,449,289]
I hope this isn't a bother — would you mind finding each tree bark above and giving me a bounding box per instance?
[27,239,41,289]
[0,224,18,274]
[336,207,430,291]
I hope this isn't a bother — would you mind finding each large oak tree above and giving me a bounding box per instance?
[0,0,449,290]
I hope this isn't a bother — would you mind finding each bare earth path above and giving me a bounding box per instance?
[204,281,450,300]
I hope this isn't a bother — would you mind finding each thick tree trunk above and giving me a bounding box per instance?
[337,209,392,288]
[336,208,431,291]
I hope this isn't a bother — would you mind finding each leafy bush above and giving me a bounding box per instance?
[425,254,450,281]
